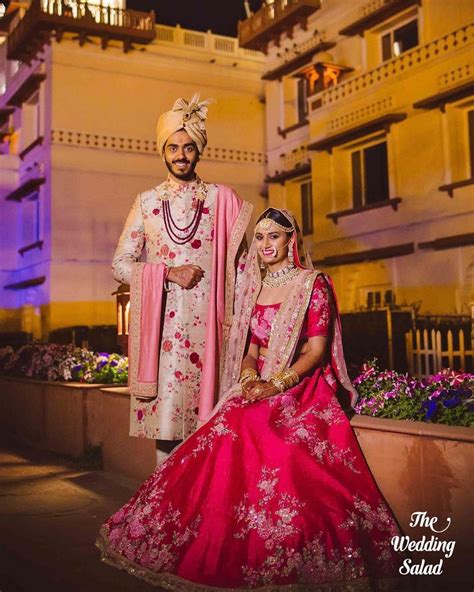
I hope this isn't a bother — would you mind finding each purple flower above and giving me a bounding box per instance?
[422,400,438,421]
[442,397,462,409]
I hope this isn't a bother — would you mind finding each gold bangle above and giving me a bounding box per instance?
[269,369,300,393]
[240,368,259,385]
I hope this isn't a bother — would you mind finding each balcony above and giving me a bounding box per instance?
[238,0,321,53]
[339,0,421,37]
[7,0,156,62]
[312,22,474,110]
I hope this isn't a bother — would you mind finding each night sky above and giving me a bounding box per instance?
[127,0,262,37]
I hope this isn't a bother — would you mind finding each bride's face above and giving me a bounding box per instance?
[254,220,291,266]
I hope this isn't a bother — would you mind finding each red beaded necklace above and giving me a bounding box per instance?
[160,177,207,245]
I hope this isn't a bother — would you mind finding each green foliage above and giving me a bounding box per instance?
[354,360,474,427]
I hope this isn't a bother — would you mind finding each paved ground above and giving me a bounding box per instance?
[1,439,471,592]
[0,439,159,592]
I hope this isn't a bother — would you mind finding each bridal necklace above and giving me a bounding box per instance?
[159,176,207,245]
[262,262,299,288]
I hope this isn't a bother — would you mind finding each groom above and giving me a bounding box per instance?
[112,94,253,460]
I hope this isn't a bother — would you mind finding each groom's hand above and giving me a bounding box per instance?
[167,265,204,289]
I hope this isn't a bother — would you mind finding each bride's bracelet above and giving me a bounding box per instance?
[240,368,260,386]
[270,369,300,393]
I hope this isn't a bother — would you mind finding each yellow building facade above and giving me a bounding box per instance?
[0,1,266,340]
[240,0,474,316]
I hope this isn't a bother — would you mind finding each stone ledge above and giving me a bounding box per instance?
[351,414,474,443]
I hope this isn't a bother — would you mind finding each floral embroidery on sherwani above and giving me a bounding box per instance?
[113,178,217,440]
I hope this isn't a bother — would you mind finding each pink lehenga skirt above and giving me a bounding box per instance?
[96,366,407,591]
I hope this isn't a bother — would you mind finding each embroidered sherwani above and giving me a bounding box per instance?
[113,177,251,440]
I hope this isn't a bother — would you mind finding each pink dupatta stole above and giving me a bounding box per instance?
[218,239,358,410]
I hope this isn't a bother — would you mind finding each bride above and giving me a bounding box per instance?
[97,208,405,590]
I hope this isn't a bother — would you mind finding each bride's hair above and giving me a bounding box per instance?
[256,208,293,235]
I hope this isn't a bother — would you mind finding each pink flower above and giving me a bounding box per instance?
[190,352,199,364]
[184,339,190,348]
[169,252,176,259]
[161,244,169,256]
[163,340,173,352]
[152,208,160,215]
[203,207,209,214]
[191,239,201,249]
[175,332,181,339]
[262,306,278,323]
[129,519,145,538]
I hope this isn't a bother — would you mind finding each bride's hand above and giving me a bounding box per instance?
[244,381,279,403]
[242,379,261,397]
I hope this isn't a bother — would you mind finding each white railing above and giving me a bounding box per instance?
[154,24,263,61]
[405,328,474,376]
[317,22,474,109]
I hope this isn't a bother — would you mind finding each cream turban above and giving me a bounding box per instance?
[156,94,213,156]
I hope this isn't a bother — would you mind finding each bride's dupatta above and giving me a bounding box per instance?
[218,210,358,411]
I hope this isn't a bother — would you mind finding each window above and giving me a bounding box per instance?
[296,77,308,124]
[365,288,394,310]
[381,19,418,61]
[21,192,41,247]
[468,109,474,177]
[282,77,308,130]
[351,141,389,207]
[300,180,313,235]
[21,91,40,149]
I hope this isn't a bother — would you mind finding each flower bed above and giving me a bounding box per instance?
[354,361,474,427]
[0,343,127,384]
[1,346,472,427]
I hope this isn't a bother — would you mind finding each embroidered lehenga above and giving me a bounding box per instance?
[97,212,405,591]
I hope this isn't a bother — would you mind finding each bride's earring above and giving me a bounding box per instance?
[259,256,266,270]
[288,239,295,265]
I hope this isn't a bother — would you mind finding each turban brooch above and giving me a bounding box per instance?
[156,93,213,156]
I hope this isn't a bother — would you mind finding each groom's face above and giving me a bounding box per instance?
[164,129,199,181]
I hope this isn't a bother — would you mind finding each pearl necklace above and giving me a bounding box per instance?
[262,263,299,288]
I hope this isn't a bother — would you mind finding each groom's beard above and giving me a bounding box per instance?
[165,156,199,181]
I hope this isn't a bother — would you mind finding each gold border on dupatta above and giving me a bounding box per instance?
[262,270,321,381]
[128,262,158,398]
[220,199,253,376]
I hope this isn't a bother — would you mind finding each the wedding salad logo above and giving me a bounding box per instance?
[391,511,455,575]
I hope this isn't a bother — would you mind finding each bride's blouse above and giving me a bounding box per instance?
[249,275,331,349]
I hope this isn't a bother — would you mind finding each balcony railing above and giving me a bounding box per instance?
[311,22,474,111]
[339,0,420,37]
[7,0,156,61]
[238,0,321,53]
